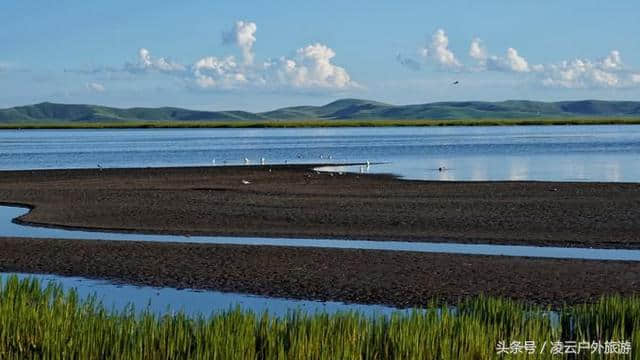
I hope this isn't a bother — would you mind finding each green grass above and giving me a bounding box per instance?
[1,275,638,359]
[1,117,640,129]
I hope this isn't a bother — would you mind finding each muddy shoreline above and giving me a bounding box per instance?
[2,237,640,308]
[0,165,638,248]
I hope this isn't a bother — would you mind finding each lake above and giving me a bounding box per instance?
[1,125,639,182]
[2,125,639,314]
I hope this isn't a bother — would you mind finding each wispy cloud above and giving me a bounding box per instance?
[0,62,31,74]
[85,82,105,92]
[396,53,421,71]
[124,48,186,74]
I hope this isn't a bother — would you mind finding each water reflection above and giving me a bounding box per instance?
[508,159,529,181]
[319,155,630,183]
[0,125,638,182]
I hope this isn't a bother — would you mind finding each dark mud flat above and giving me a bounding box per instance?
[0,165,639,248]
[1,237,639,307]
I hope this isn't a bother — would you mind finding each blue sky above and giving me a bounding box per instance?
[1,0,639,111]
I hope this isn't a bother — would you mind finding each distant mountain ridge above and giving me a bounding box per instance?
[1,99,640,123]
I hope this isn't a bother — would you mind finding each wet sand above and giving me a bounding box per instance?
[0,165,639,248]
[1,237,639,307]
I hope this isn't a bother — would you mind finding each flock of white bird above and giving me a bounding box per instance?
[97,155,448,187]
[224,154,374,185]
[211,154,339,167]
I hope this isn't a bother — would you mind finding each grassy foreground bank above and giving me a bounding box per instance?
[1,117,640,129]
[0,276,638,359]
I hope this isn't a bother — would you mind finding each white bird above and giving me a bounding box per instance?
[212,158,216,165]
[260,157,265,165]
[366,160,370,169]
[244,158,250,164]
[241,180,251,185]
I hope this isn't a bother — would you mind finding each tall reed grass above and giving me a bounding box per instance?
[0,275,636,359]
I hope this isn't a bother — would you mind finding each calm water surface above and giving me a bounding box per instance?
[1,273,406,317]
[1,125,639,181]
[4,205,640,261]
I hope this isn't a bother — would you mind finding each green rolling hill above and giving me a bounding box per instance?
[1,99,640,125]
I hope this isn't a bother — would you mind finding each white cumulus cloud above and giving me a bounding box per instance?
[469,38,487,62]
[117,22,357,91]
[539,52,631,88]
[266,43,355,89]
[602,50,622,70]
[223,21,257,65]
[420,29,462,68]
[487,48,531,73]
[75,20,357,92]
[407,30,640,89]
[192,56,248,89]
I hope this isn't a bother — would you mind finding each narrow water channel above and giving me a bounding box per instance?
[3,204,640,261]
